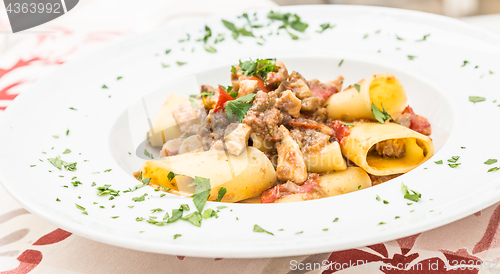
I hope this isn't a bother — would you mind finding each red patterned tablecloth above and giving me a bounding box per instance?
[1,1,500,273]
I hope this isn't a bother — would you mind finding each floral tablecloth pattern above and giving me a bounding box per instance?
[1,1,500,273]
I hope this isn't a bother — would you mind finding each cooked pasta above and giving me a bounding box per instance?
[137,59,434,203]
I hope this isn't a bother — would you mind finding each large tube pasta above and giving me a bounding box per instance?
[341,122,434,176]
[139,147,276,202]
[325,73,407,121]
[319,167,372,196]
[303,141,347,173]
[146,94,188,147]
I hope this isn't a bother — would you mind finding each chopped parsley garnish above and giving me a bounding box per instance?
[102,85,108,89]
[295,231,303,234]
[66,129,69,136]
[136,217,145,222]
[396,34,404,40]
[202,208,217,219]
[222,19,254,40]
[449,163,461,168]
[435,160,443,164]
[144,149,153,159]
[371,103,393,124]
[469,96,485,103]
[488,167,500,172]
[383,200,389,204]
[317,23,335,33]
[75,203,86,211]
[401,183,421,202]
[378,222,386,225]
[173,234,182,239]
[104,169,112,172]
[485,159,497,165]
[253,224,274,236]
[97,184,120,196]
[117,76,122,80]
[217,205,227,210]
[56,198,61,202]
[376,195,381,201]
[333,218,339,222]
[151,208,163,213]
[226,93,256,123]
[204,46,216,53]
[71,180,82,187]
[341,122,355,127]
[462,60,469,67]
[237,58,279,79]
[165,49,171,54]
[111,216,119,219]
[267,11,308,40]
[416,34,430,42]
[448,156,460,163]
[395,216,400,219]
[53,135,59,139]
[47,156,77,171]
[363,34,368,39]
[407,55,417,60]
[161,63,169,68]
[354,84,361,92]
[167,171,176,181]
[132,193,148,202]
[159,185,170,192]
[176,61,187,66]
[63,149,71,154]
[188,176,211,213]
[91,182,96,187]
[357,185,361,189]
[69,107,77,111]
[30,165,36,167]
[180,204,190,211]
[338,59,344,67]
[216,187,227,202]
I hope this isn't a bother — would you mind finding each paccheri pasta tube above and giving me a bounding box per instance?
[340,122,434,176]
[140,147,277,202]
[325,73,407,121]
[146,94,188,147]
[319,167,371,196]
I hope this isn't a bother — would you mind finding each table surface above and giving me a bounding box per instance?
[1,1,500,273]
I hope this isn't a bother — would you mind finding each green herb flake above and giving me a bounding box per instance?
[66,129,69,136]
[395,216,400,219]
[216,187,227,202]
[53,135,59,139]
[371,103,393,124]
[338,59,344,67]
[317,23,335,33]
[333,217,339,222]
[111,216,119,219]
[416,34,430,42]
[401,183,421,202]
[225,93,256,123]
[376,195,381,201]
[75,203,86,211]
[488,167,500,172]
[161,63,170,68]
[30,165,36,167]
[407,55,417,60]
[176,61,187,66]
[295,231,303,235]
[485,159,497,165]
[354,84,361,92]
[323,228,328,231]
[383,200,389,204]
[102,85,108,89]
[469,96,486,103]
[144,149,153,159]
[435,160,443,164]
[69,107,77,111]
[189,176,211,212]
[181,211,202,227]
[173,234,182,239]
[378,222,386,225]
[462,60,469,67]
[63,149,71,154]
[104,169,112,173]
[132,193,148,202]
[56,198,61,202]
[253,224,274,236]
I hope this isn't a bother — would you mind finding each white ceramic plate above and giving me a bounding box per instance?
[1,5,500,258]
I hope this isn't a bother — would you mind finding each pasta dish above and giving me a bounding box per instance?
[136,59,434,203]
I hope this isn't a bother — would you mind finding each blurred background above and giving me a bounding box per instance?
[275,0,500,17]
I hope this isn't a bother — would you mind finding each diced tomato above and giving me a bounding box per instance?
[243,76,269,93]
[288,119,323,130]
[213,85,234,113]
[261,184,283,204]
[402,106,432,136]
[261,174,320,203]
[309,85,339,102]
[329,120,350,145]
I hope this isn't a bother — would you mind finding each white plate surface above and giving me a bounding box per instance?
[1,5,500,258]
